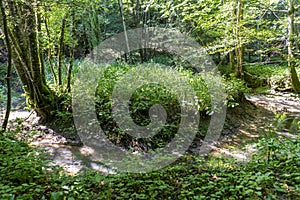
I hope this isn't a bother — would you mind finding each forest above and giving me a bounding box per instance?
[0,0,299,199]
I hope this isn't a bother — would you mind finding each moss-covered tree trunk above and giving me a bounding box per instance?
[3,0,58,119]
[0,0,12,132]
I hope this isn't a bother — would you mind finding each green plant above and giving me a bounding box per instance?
[93,62,250,151]
[224,74,251,107]
[0,132,51,199]
[245,64,300,91]
[1,127,299,199]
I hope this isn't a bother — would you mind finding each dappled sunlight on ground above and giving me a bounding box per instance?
[2,92,299,175]
[211,92,299,161]
[31,136,115,176]
[1,109,115,175]
[210,143,257,161]
[245,92,300,117]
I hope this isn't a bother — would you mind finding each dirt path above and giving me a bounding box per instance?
[3,92,299,175]
[2,111,114,175]
[245,92,300,117]
[210,92,299,161]
[204,100,274,161]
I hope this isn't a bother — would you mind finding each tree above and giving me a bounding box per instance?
[1,0,57,119]
[266,0,300,93]
[287,0,300,93]
[0,0,122,119]
[234,0,245,78]
[0,0,11,132]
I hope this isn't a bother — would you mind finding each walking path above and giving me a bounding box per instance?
[245,92,300,117]
[2,92,299,175]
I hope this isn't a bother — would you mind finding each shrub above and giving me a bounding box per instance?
[94,62,247,150]
[244,64,300,91]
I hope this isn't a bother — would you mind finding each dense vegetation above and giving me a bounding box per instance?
[0,0,299,199]
[0,126,299,199]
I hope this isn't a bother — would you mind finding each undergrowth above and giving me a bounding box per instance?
[93,62,249,150]
[1,59,298,199]
[244,64,300,91]
[0,128,299,199]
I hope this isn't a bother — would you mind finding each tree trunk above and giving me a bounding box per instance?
[229,51,235,71]
[228,2,236,72]
[57,16,66,87]
[119,0,130,62]
[287,0,300,93]
[235,0,244,78]
[0,0,12,132]
[44,18,57,84]
[3,0,57,119]
[66,12,76,93]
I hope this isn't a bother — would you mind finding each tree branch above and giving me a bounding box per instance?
[271,9,288,14]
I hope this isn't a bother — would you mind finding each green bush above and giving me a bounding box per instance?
[95,63,185,150]
[223,74,251,107]
[245,64,300,91]
[94,62,248,150]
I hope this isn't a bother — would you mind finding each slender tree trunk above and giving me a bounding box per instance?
[235,0,244,78]
[48,49,57,84]
[0,0,12,132]
[119,0,130,62]
[229,51,235,71]
[89,4,101,48]
[135,0,144,62]
[229,1,236,72]
[57,16,66,87]
[35,1,46,86]
[82,19,92,56]
[66,12,75,93]
[287,0,300,93]
[66,49,74,93]
[44,18,57,84]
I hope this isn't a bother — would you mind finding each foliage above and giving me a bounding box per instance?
[273,113,300,134]
[223,74,251,107]
[0,84,6,108]
[0,131,52,199]
[1,0,300,198]
[0,128,299,199]
[95,62,185,150]
[245,64,300,91]
[0,79,24,112]
[94,62,247,150]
